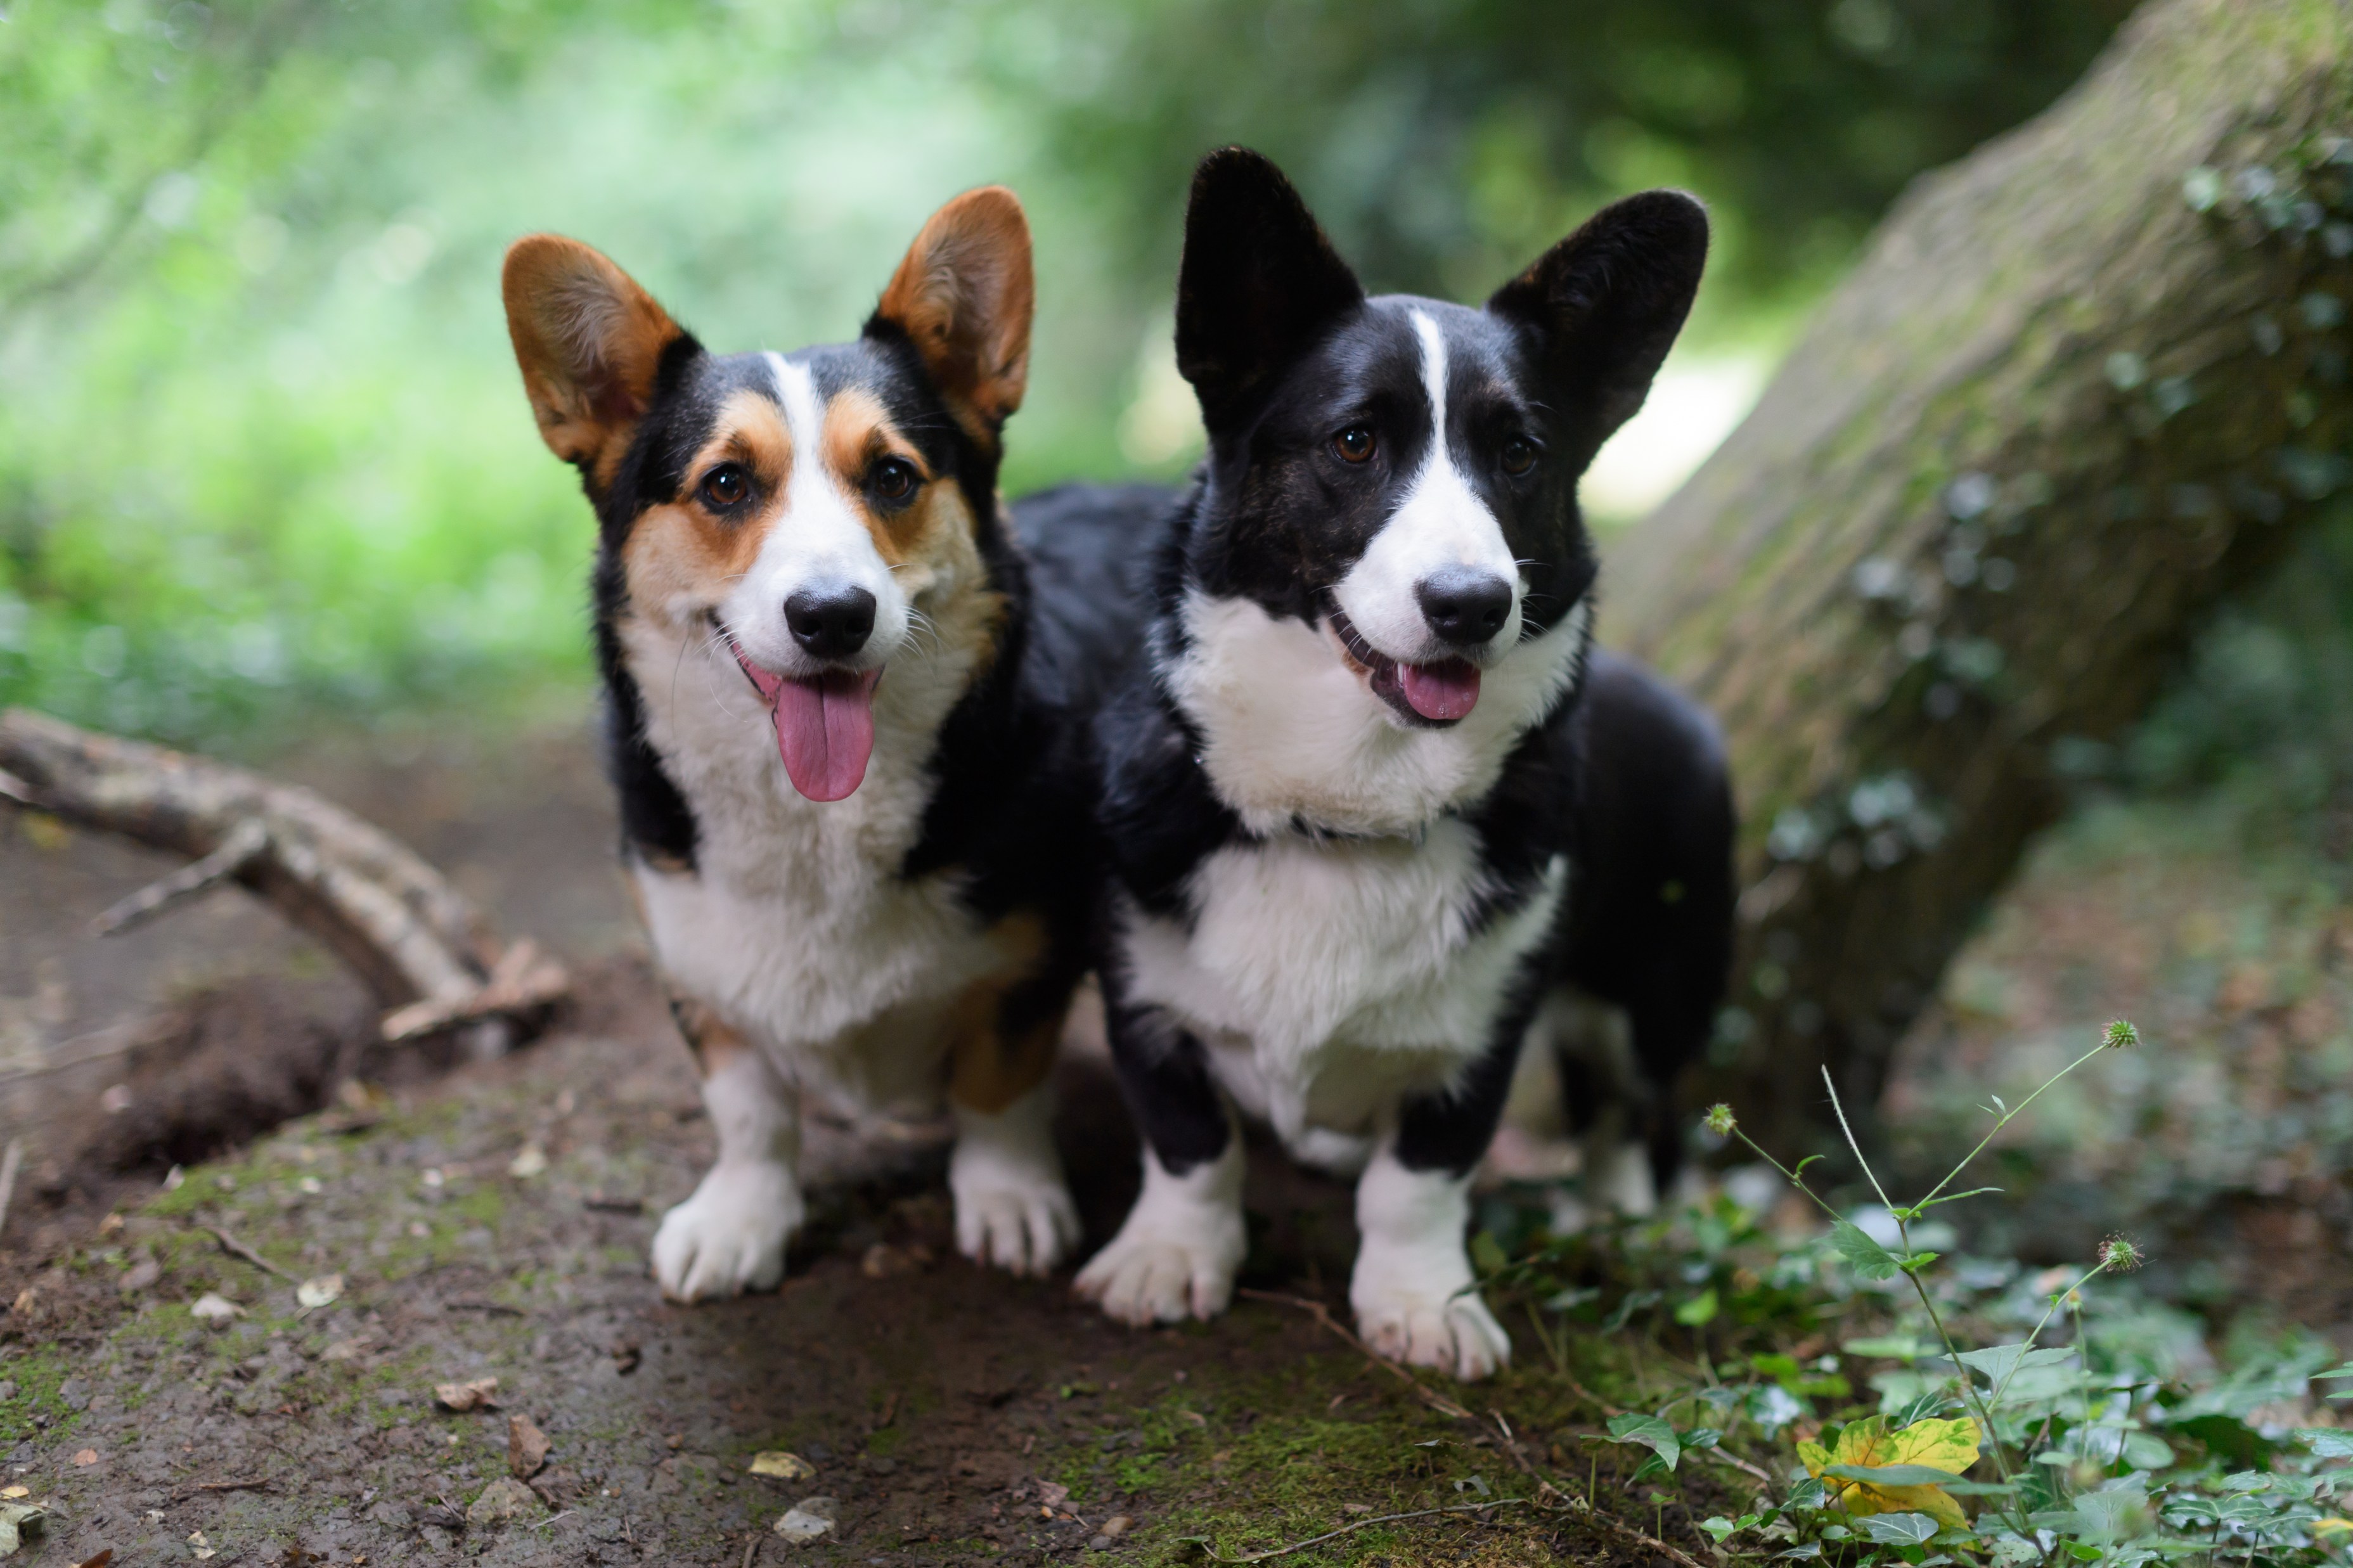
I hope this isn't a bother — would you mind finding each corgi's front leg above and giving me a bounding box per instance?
[949,1085,1081,1276]
[652,1000,803,1301]
[1347,1019,1531,1380]
[1074,999,1246,1323]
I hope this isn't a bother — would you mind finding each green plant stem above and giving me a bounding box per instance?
[1832,1070,2032,1537]
[1914,1041,2109,1211]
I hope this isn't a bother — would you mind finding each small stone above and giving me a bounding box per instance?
[190,1294,245,1327]
[435,1376,500,1412]
[295,1274,342,1310]
[749,1451,816,1481]
[774,1495,839,1541]
[117,1257,160,1294]
[72,1448,98,1466]
[467,1475,543,1525]
[1101,1515,1134,1537]
[508,1413,552,1479]
[0,1382,13,1403]
[507,1144,548,1179]
[1088,1535,1113,1551]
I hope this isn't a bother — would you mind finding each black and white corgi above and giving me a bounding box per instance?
[1073,148,1734,1378]
[502,189,1132,1301]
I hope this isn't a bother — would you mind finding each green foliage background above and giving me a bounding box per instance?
[0,0,2135,745]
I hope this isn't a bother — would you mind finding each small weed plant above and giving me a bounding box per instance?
[1486,1019,2353,1568]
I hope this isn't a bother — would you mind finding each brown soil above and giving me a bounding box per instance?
[3,957,1742,1567]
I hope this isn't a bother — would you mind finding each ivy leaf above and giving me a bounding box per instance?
[1799,1415,1979,1528]
[1606,1413,1681,1472]
[1954,1343,2073,1395]
[1674,1288,1720,1327]
[2300,1429,2353,1459]
[1857,1512,1942,1546]
[1832,1221,1902,1282]
[1824,1463,1971,1486]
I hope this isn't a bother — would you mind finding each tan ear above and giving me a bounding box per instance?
[868,186,1034,446]
[501,234,689,479]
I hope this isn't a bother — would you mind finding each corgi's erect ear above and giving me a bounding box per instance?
[1486,191,1709,472]
[1175,146,1363,434]
[868,186,1035,448]
[501,235,692,482]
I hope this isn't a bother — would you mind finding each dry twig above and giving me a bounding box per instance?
[200,1224,299,1283]
[1190,1499,1526,1564]
[1237,1289,1476,1420]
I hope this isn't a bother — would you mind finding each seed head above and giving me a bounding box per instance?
[2099,1235,2144,1273]
[2103,1019,2140,1050]
[1703,1103,1737,1138]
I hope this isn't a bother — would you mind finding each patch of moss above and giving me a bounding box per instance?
[0,1343,83,1447]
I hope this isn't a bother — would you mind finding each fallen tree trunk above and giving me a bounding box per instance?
[0,707,566,1054]
[1604,0,2353,1154]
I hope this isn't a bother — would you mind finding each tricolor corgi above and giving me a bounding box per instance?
[1073,149,1735,1377]
[501,189,1135,1300]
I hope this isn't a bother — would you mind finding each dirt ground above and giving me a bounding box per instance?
[12,703,2353,1561]
[3,958,1751,1567]
[0,710,1748,1565]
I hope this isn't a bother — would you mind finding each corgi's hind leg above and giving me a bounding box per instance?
[650,997,804,1301]
[946,976,1080,1277]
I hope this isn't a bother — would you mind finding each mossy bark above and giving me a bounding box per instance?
[1603,0,2353,1152]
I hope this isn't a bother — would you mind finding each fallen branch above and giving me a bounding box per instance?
[201,1224,299,1283]
[0,707,570,1055]
[94,818,270,935]
[1187,1499,1526,1564]
[381,939,568,1044]
[1237,1289,1476,1421]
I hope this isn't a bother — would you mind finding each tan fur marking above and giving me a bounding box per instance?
[943,914,1060,1115]
[667,993,753,1079]
[617,389,794,632]
[819,387,932,565]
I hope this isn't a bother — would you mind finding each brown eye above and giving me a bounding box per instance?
[1333,425,1376,463]
[699,463,749,508]
[872,457,919,502]
[1501,435,1537,476]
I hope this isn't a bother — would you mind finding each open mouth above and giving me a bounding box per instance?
[1321,594,1482,728]
[712,616,883,802]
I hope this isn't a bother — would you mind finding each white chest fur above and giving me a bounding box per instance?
[620,615,1009,1079]
[1119,821,1566,1157]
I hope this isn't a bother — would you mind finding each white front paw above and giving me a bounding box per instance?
[1351,1152,1510,1380]
[651,1161,803,1302]
[952,1163,1080,1278]
[1351,1275,1512,1380]
[950,1091,1081,1277]
[1074,1142,1246,1326]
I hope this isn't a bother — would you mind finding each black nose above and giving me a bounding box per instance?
[783,586,877,660]
[1415,569,1513,648]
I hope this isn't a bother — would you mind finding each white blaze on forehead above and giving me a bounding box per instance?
[1329,311,1522,665]
[712,353,909,676]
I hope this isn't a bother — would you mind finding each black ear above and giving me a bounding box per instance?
[1175,146,1365,432]
[1486,191,1709,470]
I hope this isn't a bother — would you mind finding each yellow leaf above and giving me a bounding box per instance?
[1800,1415,1979,1530]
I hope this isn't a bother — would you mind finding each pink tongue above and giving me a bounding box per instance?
[771,671,880,801]
[1400,660,1481,722]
